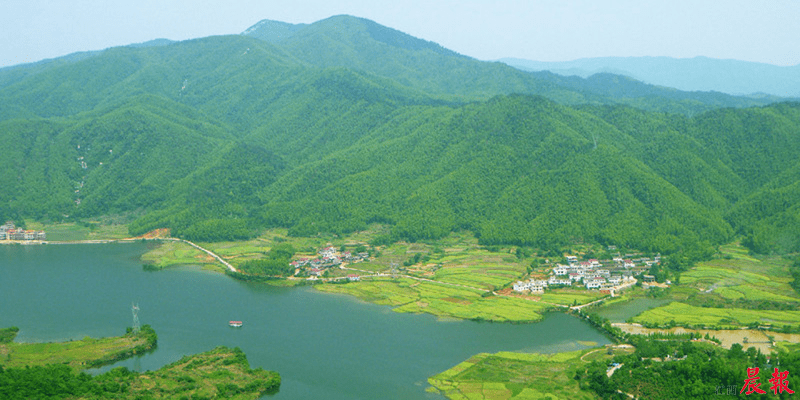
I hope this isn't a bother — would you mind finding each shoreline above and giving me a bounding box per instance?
[4,237,238,273]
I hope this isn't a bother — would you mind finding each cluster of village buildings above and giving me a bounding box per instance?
[514,253,660,293]
[0,222,46,241]
[290,246,370,277]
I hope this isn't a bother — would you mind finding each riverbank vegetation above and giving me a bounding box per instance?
[0,327,279,399]
[0,326,156,370]
[0,346,279,400]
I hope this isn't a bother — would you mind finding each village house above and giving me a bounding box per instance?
[552,264,569,275]
[565,255,578,265]
[347,274,360,281]
[548,276,571,286]
[513,279,548,293]
[586,277,606,289]
[513,281,529,292]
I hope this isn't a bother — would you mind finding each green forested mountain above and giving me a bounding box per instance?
[0,15,799,255]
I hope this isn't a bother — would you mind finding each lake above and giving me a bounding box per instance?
[0,243,611,399]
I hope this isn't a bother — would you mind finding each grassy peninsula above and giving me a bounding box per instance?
[0,325,157,370]
[0,326,280,399]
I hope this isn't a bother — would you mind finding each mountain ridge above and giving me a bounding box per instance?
[0,15,799,255]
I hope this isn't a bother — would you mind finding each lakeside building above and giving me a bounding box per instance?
[0,222,45,241]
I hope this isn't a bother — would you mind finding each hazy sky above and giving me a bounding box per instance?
[3,0,798,68]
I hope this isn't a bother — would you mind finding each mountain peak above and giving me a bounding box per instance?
[241,19,307,43]
[243,15,462,58]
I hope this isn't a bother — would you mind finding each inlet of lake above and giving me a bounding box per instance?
[0,243,611,399]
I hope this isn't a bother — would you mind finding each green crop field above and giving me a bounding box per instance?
[428,347,632,399]
[433,264,523,290]
[632,302,800,329]
[316,278,550,322]
[714,285,800,303]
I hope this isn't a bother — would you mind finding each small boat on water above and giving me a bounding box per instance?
[229,320,243,327]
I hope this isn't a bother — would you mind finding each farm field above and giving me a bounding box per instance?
[626,243,800,331]
[631,302,800,329]
[680,243,798,299]
[612,323,800,353]
[428,346,633,400]
[316,278,551,322]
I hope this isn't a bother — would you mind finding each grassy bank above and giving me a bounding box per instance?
[108,346,280,399]
[140,240,222,271]
[0,345,279,400]
[0,326,157,371]
[0,326,279,399]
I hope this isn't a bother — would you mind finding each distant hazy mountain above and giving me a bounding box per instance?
[238,16,783,114]
[501,56,800,97]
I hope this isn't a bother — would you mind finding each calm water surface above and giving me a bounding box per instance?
[593,297,671,323]
[0,243,610,399]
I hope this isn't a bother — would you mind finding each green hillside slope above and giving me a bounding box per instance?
[0,16,798,256]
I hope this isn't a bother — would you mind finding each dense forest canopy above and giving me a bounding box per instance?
[1,15,799,255]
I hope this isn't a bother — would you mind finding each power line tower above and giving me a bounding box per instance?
[131,303,140,333]
[390,262,399,279]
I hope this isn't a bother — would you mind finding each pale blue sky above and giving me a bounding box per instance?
[2,0,798,68]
